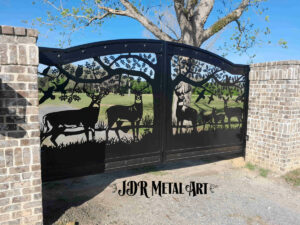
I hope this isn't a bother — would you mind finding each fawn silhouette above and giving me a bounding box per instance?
[223,97,243,128]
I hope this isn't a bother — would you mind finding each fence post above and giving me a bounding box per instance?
[0,26,42,224]
[246,61,300,173]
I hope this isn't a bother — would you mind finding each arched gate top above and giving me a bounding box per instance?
[39,39,249,76]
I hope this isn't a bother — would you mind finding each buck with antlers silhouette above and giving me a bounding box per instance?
[41,86,109,147]
[105,83,149,141]
[175,85,198,134]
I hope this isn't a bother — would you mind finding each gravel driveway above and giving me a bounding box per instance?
[42,157,300,225]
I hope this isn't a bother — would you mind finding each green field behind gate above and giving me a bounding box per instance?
[39,93,244,131]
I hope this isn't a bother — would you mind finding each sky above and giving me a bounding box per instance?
[0,0,299,64]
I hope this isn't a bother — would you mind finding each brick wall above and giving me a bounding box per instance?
[0,26,42,225]
[246,61,300,173]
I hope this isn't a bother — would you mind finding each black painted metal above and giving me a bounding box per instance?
[242,67,250,157]
[38,39,249,182]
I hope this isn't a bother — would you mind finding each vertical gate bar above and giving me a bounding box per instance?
[160,41,169,163]
[242,66,250,157]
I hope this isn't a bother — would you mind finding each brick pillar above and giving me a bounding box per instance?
[0,26,42,224]
[246,61,300,173]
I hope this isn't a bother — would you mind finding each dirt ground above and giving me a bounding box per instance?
[42,157,300,225]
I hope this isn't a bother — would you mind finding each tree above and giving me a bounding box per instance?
[35,0,273,51]
[37,1,282,138]
[34,0,277,122]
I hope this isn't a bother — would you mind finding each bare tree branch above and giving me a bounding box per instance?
[193,0,215,45]
[186,0,199,11]
[95,5,128,16]
[95,0,176,42]
[202,0,250,43]
[164,22,180,40]
[40,0,262,49]
[86,12,110,26]
[174,0,193,43]
[44,0,61,11]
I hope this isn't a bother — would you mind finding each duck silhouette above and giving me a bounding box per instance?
[39,86,55,104]
[208,94,214,104]
[195,89,206,103]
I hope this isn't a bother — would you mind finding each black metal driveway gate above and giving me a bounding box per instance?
[38,39,249,182]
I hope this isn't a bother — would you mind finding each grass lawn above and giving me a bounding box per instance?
[39,93,244,124]
[39,93,154,122]
[283,169,300,186]
[190,94,242,113]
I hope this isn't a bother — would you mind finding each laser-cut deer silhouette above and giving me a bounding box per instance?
[212,107,225,129]
[223,97,243,128]
[41,86,109,147]
[105,84,149,141]
[199,110,213,131]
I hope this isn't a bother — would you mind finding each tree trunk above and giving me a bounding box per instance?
[171,53,193,128]
[171,82,191,125]
[165,83,175,140]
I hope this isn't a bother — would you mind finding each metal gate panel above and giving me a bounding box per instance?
[38,39,249,182]
[163,42,249,162]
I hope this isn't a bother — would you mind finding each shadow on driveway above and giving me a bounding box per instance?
[42,153,241,224]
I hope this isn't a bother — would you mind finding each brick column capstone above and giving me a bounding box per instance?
[0,25,42,225]
[246,61,300,173]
